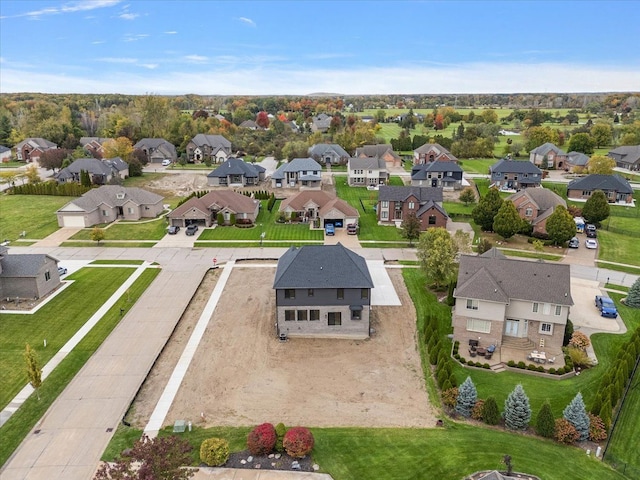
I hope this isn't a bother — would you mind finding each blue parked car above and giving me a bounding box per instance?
[595,295,618,318]
[324,224,335,236]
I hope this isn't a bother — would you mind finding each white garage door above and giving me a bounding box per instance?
[62,215,86,227]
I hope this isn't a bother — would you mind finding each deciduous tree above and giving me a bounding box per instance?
[567,132,595,154]
[582,190,610,224]
[546,205,576,245]
[492,200,521,240]
[416,227,457,288]
[256,111,270,129]
[38,149,68,172]
[472,188,503,231]
[459,187,476,206]
[400,212,421,246]
[91,227,105,245]
[590,123,613,148]
[103,137,134,161]
[524,126,559,152]
[504,384,531,430]
[587,155,616,175]
[24,343,42,400]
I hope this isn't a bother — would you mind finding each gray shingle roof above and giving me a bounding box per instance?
[607,145,640,165]
[308,143,350,158]
[58,186,163,213]
[455,254,573,306]
[416,199,448,218]
[207,158,265,178]
[55,158,127,181]
[191,134,231,149]
[530,142,565,155]
[355,144,400,160]
[273,244,374,289]
[0,145,10,154]
[507,188,566,213]
[271,158,322,180]
[134,138,177,155]
[414,143,455,157]
[378,186,443,203]
[15,138,57,150]
[490,158,543,175]
[567,174,633,194]
[0,254,57,277]
[348,156,387,170]
[566,151,589,166]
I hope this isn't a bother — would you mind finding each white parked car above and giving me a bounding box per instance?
[585,239,598,249]
[162,159,171,166]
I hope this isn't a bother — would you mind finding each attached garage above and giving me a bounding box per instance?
[60,215,86,227]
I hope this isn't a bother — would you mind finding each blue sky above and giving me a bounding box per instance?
[1,0,639,95]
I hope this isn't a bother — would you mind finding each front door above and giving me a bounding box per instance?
[505,319,519,337]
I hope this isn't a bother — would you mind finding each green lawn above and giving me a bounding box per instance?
[459,158,495,175]
[0,195,75,241]
[0,267,159,466]
[197,201,324,241]
[70,217,168,241]
[597,231,640,267]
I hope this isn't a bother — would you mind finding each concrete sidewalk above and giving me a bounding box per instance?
[0,261,210,480]
[192,468,333,480]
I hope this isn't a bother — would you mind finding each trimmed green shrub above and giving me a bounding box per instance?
[536,401,555,438]
[275,423,286,452]
[517,361,525,369]
[217,212,224,225]
[200,437,229,466]
[283,427,314,458]
[247,423,277,455]
[482,396,501,425]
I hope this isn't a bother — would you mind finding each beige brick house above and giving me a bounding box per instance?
[507,188,566,236]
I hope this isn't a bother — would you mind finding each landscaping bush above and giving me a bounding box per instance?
[537,366,545,372]
[459,357,466,364]
[267,193,276,212]
[283,427,314,458]
[483,363,490,369]
[507,360,516,367]
[471,400,485,420]
[568,346,592,369]
[569,331,591,350]
[200,437,230,466]
[217,212,224,225]
[554,418,580,444]
[466,361,475,367]
[517,361,526,369]
[527,364,538,371]
[548,368,556,374]
[441,387,459,409]
[536,402,555,438]
[482,396,501,425]
[563,319,574,347]
[247,423,277,455]
[588,413,608,442]
[275,423,286,452]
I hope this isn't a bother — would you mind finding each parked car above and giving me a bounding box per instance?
[185,224,199,236]
[568,237,579,248]
[595,295,618,318]
[585,238,598,249]
[347,223,359,235]
[58,266,67,276]
[586,224,597,238]
[162,159,172,166]
[324,223,335,236]
[167,225,180,235]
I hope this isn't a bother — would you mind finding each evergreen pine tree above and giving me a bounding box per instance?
[626,277,640,308]
[563,392,590,441]
[482,396,501,425]
[590,392,603,416]
[536,401,555,438]
[504,384,532,430]
[599,396,612,429]
[455,376,477,418]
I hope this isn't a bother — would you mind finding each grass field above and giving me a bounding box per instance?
[0,195,74,241]
[458,158,495,174]
[0,267,159,466]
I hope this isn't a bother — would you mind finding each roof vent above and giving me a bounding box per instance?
[116,193,125,199]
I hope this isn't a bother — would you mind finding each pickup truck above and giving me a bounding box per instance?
[595,295,618,318]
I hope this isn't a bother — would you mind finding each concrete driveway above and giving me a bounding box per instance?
[563,235,597,266]
[570,277,626,333]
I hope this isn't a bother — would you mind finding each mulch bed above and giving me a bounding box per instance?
[214,450,316,472]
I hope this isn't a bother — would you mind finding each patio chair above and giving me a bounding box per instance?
[547,356,556,364]
[487,344,496,354]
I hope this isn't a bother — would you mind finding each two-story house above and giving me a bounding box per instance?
[567,174,634,205]
[14,138,57,163]
[489,158,543,190]
[310,114,332,133]
[411,161,464,189]
[377,186,447,230]
[271,158,323,189]
[347,157,388,187]
[452,249,573,365]
[529,143,568,169]
[308,143,350,166]
[79,137,111,158]
[186,134,232,163]
[607,145,640,171]
[413,143,458,165]
[507,188,566,236]
[133,138,178,164]
[355,144,402,168]
[207,158,266,186]
[273,243,374,339]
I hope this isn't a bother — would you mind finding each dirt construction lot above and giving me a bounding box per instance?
[131,267,435,428]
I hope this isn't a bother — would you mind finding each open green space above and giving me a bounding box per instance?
[458,158,495,175]
[197,200,324,241]
[70,217,168,241]
[0,195,74,241]
[0,162,24,169]
[0,267,159,466]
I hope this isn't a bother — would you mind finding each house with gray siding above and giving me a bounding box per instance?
[347,156,388,187]
[411,161,463,189]
[452,249,573,365]
[566,174,634,205]
[0,246,61,300]
[133,138,177,164]
[207,158,265,186]
[607,145,640,171]
[489,158,542,190]
[308,143,350,165]
[271,158,323,189]
[186,134,232,163]
[55,157,129,185]
[273,244,374,339]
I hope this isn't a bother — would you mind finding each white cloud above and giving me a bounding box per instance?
[4,0,122,19]
[91,40,106,45]
[164,31,178,35]
[97,57,138,64]
[238,17,256,27]
[119,12,139,20]
[184,55,208,64]
[2,62,640,95]
[139,64,159,70]
[123,33,149,42]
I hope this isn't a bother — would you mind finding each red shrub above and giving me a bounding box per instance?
[247,423,277,455]
[282,427,314,458]
[471,400,485,420]
[588,413,608,442]
[554,418,580,444]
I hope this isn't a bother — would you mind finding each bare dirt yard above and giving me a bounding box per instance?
[130,267,436,429]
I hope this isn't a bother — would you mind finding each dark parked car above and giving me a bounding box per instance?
[586,224,597,238]
[568,237,579,248]
[185,224,199,236]
[595,295,618,318]
[167,225,180,235]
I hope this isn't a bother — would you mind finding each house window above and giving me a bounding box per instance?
[532,302,539,313]
[102,210,109,216]
[310,310,320,321]
[428,215,437,225]
[582,191,590,196]
[328,312,342,325]
[308,289,314,297]
[297,310,308,321]
[351,308,362,320]
[381,201,389,208]
[45,270,51,281]
[554,305,562,316]
[525,207,533,217]
[466,299,479,310]
[361,289,369,299]
[337,288,344,299]
[543,303,551,315]
[128,207,134,214]
[466,318,491,333]
[540,323,553,334]
[408,202,415,209]
[285,310,295,321]
[284,289,295,299]
[381,211,388,219]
